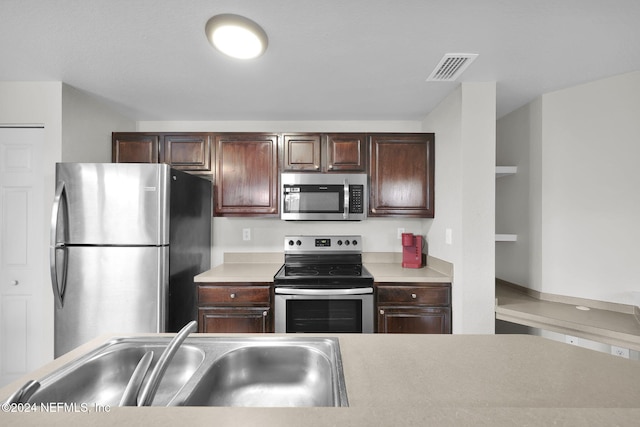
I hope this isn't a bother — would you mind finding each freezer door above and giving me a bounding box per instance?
[54,163,170,245]
[53,246,168,357]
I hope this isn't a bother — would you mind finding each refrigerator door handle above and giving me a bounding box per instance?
[50,181,66,309]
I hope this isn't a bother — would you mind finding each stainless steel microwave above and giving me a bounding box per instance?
[280,172,367,221]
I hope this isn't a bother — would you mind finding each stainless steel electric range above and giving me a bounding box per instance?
[273,235,374,333]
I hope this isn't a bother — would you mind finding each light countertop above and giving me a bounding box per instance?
[363,253,452,283]
[194,252,453,284]
[194,253,283,283]
[1,333,639,426]
[496,280,640,352]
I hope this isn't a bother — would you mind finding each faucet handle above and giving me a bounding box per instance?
[137,321,197,406]
[4,380,40,405]
[119,351,154,406]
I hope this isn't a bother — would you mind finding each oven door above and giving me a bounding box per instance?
[274,288,374,333]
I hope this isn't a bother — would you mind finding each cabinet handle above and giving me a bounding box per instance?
[314,165,320,170]
[262,311,267,317]
[230,293,236,299]
[379,309,384,315]
[411,293,417,299]
[12,280,19,286]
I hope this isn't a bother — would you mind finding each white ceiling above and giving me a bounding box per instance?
[2,0,640,121]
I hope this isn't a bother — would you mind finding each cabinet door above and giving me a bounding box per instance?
[282,133,321,171]
[164,133,212,171]
[198,307,271,333]
[215,134,279,216]
[325,133,366,172]
[368,134,435,217]
[112,133,161,163]
[377,306,451,334]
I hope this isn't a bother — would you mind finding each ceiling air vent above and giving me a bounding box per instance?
[426,53,478,82]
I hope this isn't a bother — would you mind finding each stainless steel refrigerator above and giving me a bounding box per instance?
[50,163,211,357]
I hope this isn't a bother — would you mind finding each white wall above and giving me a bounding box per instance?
[0,82,63,365]
[137,121,422,133]
[211,217,428,266]
[495,99,541,287]
[423,82,497,334]
[496,71,640,307]
[62,84,135,162]
[541,72,640,305]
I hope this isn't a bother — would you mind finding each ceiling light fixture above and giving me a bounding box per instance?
[205,14,268,59]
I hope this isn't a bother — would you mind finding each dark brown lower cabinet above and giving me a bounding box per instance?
[376,283,452,334]
[197,283,272,333]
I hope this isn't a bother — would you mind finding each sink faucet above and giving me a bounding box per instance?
[137,320,197,406]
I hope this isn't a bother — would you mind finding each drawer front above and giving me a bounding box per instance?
[377,285,450,305]
[199,285,271,305]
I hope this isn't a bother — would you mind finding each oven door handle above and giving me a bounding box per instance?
[275,287,373,296]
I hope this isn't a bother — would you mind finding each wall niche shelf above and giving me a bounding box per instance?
[496,166,518,242]
[496,166,517,178]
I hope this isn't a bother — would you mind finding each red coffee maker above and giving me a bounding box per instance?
[401,233,423,268]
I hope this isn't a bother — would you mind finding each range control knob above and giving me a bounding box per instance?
[344,240,350,246]
[288,240,295,246]
[296,240,302,246]
[352,240,358,246]
[337,240,343,246]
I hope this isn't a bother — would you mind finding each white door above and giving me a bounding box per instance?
[0,127,47,386]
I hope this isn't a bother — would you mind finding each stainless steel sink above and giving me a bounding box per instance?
[23,336,348,408]
[179,343,342,407]
[27,339,205,406]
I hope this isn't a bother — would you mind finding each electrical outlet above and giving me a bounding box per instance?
[397,228,405,239]
[565,335,579,346]
[242,228,251,241]
[611,346,630,359]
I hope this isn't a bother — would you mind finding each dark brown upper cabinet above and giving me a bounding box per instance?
[282,133,322,171]
[164,133,211,171]
[112,132,212,173]
[215,133,279,217]
[325,133,366,172]
[368,133,435,218]
[112,133,160,164]
[282,133,366,172]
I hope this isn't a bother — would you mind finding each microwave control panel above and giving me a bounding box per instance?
[349,185,364,213]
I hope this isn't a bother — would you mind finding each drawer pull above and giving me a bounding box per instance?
[379,309,384,315]
[230,293,236,299]
[262,311,268,317]
[411,293,417,299]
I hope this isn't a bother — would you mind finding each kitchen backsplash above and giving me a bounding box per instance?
[211,217,431,266]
